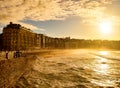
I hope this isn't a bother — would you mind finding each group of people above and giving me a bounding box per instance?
[5,51,22,59]
[13,51,22,58]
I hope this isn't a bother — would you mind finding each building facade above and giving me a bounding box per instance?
[2,22,36,51]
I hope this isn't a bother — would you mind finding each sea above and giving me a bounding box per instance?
[15,49,120,88]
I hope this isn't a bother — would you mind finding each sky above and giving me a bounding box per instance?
[0,0,120,40]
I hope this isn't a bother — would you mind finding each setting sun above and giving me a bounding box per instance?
[99,21,112,34]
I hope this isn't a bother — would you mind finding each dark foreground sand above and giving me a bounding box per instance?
[0,55,37,88]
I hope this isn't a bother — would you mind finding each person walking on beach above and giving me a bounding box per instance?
[6,51,9,59]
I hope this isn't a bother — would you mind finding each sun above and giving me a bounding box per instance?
[99,20,112,34]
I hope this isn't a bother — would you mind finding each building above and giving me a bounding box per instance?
[35,34,45,49]
[2,22,36,51]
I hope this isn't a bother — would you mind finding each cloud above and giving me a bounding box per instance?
[0,27,3,33]
[0,0,115,25]
[16,22,45,31]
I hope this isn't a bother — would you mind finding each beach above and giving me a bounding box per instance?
[8,49,120,88]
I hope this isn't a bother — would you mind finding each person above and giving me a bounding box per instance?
[15,51,22,58]
[6,51,9,59]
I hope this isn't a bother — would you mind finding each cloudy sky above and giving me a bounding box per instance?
[0,0,120,40]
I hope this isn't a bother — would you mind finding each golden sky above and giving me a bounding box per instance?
[0,0,120,40]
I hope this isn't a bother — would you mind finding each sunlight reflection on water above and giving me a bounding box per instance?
[93,57,109,76]
[99,51,109,55]
[93,54,110,75]
[91,51,116,86]
[96,63,109,74]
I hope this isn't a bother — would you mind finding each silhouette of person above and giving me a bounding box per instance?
[6,52,9,59]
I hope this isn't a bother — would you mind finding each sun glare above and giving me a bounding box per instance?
[99,51,109,55]
[99,21,112,34]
